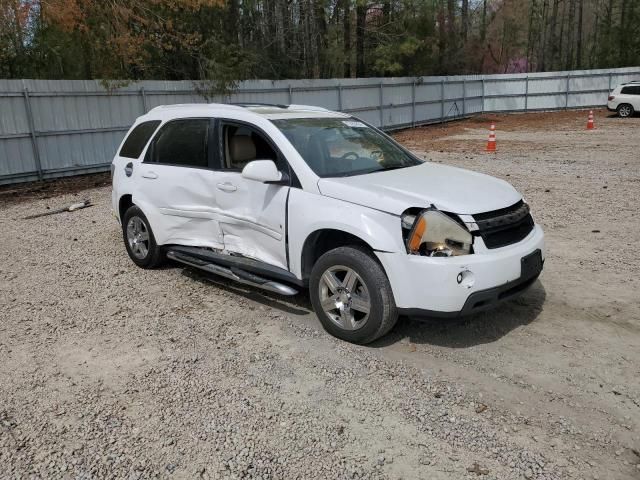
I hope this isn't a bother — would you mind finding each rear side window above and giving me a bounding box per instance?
[119,121,161,159]
[621,85,640,95]
[148,119,209,168]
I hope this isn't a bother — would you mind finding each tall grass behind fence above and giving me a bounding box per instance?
[0,66,638,185]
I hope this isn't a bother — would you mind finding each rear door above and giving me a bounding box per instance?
[213,120,290,270]
[135,118,225,249]
[621,85,640,109]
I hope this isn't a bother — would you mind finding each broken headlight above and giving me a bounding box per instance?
[402,209,472,257]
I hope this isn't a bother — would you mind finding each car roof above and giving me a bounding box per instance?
[142,102,349,122]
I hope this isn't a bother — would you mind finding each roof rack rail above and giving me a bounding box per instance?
[231,102,289,109]
[231,102,332,112]
[287,104,331,112]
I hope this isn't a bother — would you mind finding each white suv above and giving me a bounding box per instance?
[607,81,640,117]
[111,103,544,344]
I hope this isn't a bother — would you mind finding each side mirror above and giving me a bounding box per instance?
[241,160,283,184]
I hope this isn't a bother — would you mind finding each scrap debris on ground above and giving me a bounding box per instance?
[23,198,92,220]
[1,109,639,479]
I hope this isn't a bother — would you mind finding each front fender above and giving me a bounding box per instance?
[288,189,405,278]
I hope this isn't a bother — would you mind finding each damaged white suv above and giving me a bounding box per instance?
[112,103,544,344]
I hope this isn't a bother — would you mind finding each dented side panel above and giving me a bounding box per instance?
[214,171,289,270]
[134,163,225,249]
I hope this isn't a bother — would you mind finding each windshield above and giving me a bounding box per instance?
[272,117,422,177]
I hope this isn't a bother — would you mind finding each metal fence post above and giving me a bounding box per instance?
[288,85,293,105]
[565,72,570,109]
[481,77,485,113]
[608,73,612,91]
[140,87,148,113]
[337,84,343,111]
[23,87,43,181]
[524,75,529,112]
[411,79,416,127]
[379,82,384,127]
[462,79,466,116]
[440,78,445,122]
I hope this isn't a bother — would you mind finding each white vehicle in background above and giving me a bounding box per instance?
[607,81,640,117]
[111,103,545,344]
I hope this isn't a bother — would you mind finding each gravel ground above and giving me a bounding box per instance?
[1,109,639,480]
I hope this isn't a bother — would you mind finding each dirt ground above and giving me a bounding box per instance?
[1,109,639,480]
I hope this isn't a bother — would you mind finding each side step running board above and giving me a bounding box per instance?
[166,250,298,296]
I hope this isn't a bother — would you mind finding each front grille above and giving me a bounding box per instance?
[473,200,534,249]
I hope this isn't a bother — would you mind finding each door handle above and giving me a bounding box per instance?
[217,182,237,192]
[142,171,158,179]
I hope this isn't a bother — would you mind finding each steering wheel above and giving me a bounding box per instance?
[370,150,384,162]
[339,152,360,161]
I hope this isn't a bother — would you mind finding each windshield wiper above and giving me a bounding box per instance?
[379,165,411,171]
[325,164,416,178]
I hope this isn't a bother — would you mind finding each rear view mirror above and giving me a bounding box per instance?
[242,160,283,183]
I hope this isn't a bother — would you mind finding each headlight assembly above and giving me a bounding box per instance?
[403,209,472,257]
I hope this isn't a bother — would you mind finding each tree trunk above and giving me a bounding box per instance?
[447,0,456,59]
[526,0,536,71]
[547,0,559,71]
[356,1,366,77]
[576,0,583,68]
[314,0,327,78]
[539,0,549,72]
[565,0,576,69]
[619,0,628,64]
[438,0,446,73]
[343,0,351,78]
[481,0,487,42]
[382,0,391,24]
[461,0,469,41]
[558,0,567,67]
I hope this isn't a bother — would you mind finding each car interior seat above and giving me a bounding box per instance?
[229,135,257,169]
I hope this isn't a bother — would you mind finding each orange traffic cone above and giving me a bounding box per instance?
[486,123,497,152]
[587,110,595,130]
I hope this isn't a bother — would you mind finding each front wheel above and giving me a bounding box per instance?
[617,103,634,118]
[309,246,398,344]
[122,205,165,269]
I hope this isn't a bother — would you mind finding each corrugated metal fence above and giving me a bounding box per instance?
[1,66,638,185]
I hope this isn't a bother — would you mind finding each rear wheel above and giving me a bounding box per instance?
[617,103,634,118]
[122,205,164,268]
[309,246,398,344]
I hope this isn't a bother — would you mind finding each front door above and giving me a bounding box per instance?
[135,118,225,249]
[214,121,289,270]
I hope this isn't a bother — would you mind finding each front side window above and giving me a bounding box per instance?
[119,121,161,159]
[148,119,209,167]
[221,123,280,170]
[272,117,422,177]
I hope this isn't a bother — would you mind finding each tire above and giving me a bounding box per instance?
[122,205,165,269]
[617,103,634,118]
[309,245,398,344]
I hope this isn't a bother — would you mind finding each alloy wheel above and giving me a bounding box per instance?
[619,105,632,117]
[318,265,371,331]
[126,216,150,259]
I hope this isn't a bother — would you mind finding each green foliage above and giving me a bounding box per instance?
[1,0,639,87]
[371,37,422,75]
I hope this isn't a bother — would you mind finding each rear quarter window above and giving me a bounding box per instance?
[119,121,161,159]
[620,86,640,95]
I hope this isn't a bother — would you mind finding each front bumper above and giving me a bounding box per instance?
[375,224,545,315]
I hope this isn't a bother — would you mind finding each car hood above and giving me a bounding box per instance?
[317,162,522,215]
